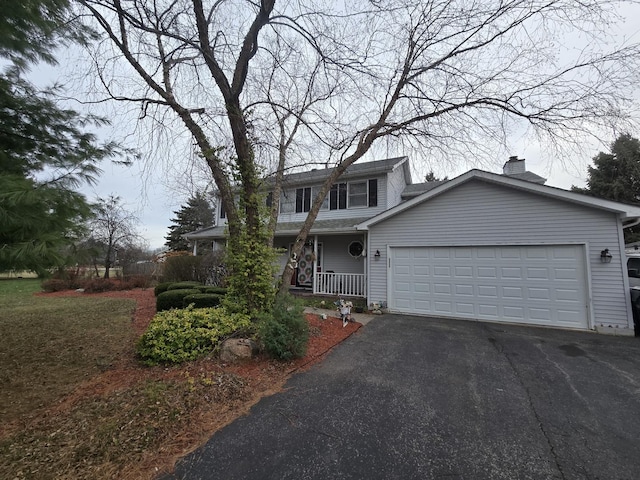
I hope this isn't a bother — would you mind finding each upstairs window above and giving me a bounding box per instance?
[329,179,378,209]
[295,187,312,213]
[348,181,368,208]
[280,190,295,213]
[312,186,329,210]
[330,183,347,210]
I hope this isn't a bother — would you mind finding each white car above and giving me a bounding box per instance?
[627,250,640,287]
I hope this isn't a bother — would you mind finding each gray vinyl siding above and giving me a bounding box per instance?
[321,235,367,274]
[272,235,366,276]
[277,176,388,224]
[367,180,630,330]
[386,164,408,209]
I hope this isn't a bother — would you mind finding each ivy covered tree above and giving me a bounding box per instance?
[0,0,124,275]
[572,133,640,242]
[165,192,215,252]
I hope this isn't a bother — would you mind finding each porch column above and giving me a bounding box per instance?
[313,235,319,295]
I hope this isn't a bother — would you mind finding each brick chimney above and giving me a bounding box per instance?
[503,156,526,175]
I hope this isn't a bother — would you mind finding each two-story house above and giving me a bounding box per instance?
[186,156,640,336]
[187,156,414,297]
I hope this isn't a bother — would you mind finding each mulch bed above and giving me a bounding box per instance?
[29,288,361,477]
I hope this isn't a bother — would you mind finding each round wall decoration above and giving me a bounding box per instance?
[348,240,364,258]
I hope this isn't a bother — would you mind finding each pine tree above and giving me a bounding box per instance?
[0,1,121,274]
[572,133,640,242]
[573,134,640,203]
[164,193,215,252]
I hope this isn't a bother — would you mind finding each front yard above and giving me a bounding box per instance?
[0,279,359,479]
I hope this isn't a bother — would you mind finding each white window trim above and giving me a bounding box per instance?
[348,180,368,209]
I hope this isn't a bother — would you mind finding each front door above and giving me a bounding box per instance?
[291,243,323,288]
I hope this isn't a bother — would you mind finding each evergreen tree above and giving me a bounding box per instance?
[424,171,448,182]
[572,133,640,242]
[0,0,122,274]
[165,192,215,252]
[572,134,640,203]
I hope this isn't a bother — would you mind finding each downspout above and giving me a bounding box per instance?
[623,217,640,230]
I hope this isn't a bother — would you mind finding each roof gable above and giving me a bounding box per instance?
[357,169,640,229]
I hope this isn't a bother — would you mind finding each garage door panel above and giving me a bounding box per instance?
[527,268,549,280]
[434,301,453,313]
[528,288,550,300]
[478,285,498,298]
[502,286,523,299]
[503,306,525,320]
[414,266,430,276]
[389,245,588,330]
[501,267,522,279]
[456,303,475,315]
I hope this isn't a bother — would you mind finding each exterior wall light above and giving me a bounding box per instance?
[600,249,612,263]
[374,249,381,259]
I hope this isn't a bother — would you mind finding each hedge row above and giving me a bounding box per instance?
[154,282,227,297]
[155,282,228,311]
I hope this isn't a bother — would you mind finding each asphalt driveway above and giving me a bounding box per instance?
[165,316,640,480]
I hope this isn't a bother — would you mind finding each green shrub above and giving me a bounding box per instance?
[167,281,203,291]
[137,306,252,365]
[258,294,309,361]
[203,286,228,295]
[183,293,222,309]
[156,288,201,312]
[154,282,174,296]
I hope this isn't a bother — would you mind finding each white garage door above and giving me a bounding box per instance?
[389,245,589,330]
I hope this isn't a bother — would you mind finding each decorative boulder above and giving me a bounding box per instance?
[219,338,259,362]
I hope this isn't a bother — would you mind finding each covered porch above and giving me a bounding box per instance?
[274,232,368,298]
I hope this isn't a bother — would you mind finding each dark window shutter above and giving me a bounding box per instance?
[368,179,378,207]
[266,192,273,208]
[330,185,338,210]
[304,187,311,212]
[295,188,303,213]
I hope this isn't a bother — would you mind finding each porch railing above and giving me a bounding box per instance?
[314,272,366,297]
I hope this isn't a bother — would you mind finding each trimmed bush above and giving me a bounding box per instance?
[137,305,252,365]
[204,286,228,295]
[154,282,174,296]
[183,293,222,309]
[167,281,203,291]
[156,288,201,312]
[257,294,309,361]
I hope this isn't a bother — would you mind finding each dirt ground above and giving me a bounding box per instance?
[31,288,361,477]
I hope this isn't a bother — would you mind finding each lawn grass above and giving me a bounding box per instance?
[0,279,137,423]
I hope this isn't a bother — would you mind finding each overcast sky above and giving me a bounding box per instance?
[27,3,640,251]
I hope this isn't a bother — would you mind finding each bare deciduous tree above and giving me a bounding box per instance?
[90,195,141,278]
[76,0,640,298]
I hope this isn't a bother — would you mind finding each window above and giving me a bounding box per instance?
[348,181,368,208]
[295,187,312,213]
[312,186,329,210]
[219,202,226,219]
[280,190,295,213]
[330,183,347,210]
